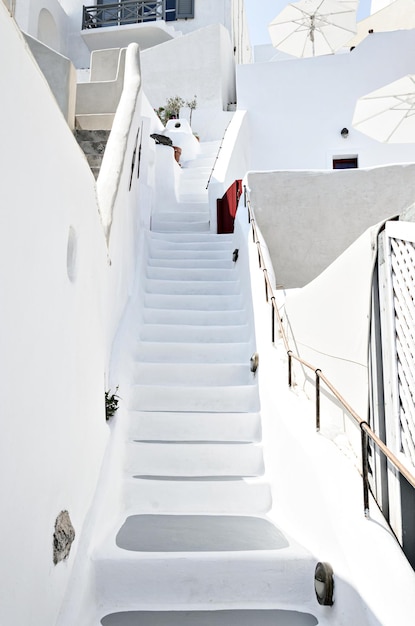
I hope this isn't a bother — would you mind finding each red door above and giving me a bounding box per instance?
[217,179,243,234]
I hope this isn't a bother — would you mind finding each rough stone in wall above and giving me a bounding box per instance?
[53,510,75,565]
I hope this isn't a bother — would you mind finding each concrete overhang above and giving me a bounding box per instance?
[81,21,175,52]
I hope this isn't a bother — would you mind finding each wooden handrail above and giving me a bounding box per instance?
[244,185,415,518]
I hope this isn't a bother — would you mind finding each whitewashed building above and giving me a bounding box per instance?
[1,0,415,624]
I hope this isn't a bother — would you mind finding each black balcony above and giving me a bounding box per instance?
[82,0,165,29]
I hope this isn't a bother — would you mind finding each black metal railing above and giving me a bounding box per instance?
[82,0,165,29]
[244,185,415,519]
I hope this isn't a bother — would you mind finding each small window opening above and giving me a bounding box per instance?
[333,156,358,169]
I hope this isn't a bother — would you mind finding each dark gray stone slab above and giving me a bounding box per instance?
[101,609,318,626]
[116,515,289,552]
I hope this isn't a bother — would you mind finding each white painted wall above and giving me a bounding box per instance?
[20,0,249,72]
[140,23,236,137]
[237,30,415,171]
[24,33,76,128]
[208,110,251,230]
[283,224,379,458]
[172,0,252,64]
[246,164,415,288]
[76,47,126,119]
[57,0,92,68]
[14,0,69,54]
[0,8,146,625]
[246,163,415,460]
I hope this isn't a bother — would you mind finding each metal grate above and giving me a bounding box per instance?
[390,236,415,465]
[82,0,165,29]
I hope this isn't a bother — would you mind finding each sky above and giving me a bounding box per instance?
[244,0,372,46]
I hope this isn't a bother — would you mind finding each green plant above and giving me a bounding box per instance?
[105,386,120,421]
[155,95,185,125]
[186,95,197,126]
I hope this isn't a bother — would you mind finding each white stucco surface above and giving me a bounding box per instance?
[140,24,236,134]
[247,164,415,287]
[348,0,415,47]
[0,7,145,625]
[4,1,415,624]
[237,30,415,171]
[244,202,415,626]
[24,33,76,127]
[14,0,69,54]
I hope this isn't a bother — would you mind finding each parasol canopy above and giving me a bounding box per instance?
[353,74,415,143]
[268,0,357,58]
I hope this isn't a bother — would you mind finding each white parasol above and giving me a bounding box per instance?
[353,75,415,143]
[268,0,357,58]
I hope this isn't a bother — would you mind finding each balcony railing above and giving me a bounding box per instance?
[82,0,165,29]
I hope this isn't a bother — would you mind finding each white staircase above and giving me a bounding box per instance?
[90,142,321,625]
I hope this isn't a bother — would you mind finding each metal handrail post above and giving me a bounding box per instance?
[361,423,370,518]
[263,269,269,302]
[271,297,275,343]
[315,369,321,432]
[288,351,293,387]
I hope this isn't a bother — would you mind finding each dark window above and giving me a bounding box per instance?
[333,157,358,169]
[176,0,194,18]
[165,0,176,20]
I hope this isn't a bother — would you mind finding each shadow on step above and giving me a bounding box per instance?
[101,609,318,625]
[116,515,289,552]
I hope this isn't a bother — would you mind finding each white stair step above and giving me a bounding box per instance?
[128,384,259,412]
[123,478,271,514]
[146,266,237,281]
[139,323,249,343]
[180,179,210,194]
[144,278,240,296]
[148,248,231,261]
[180,167,211,178]
[196,140,221,154]
[152,221,210,233]
[184,156,217,168]
[152,211,209,223]
[141,307,247,325]
[128,411,262,442]
[147,257,234,269]
[134,340,251,363]
[148,232,233,243]
[131,362,254,386]
[152,202,209,213]
[93,519,315,609]
[148,238,233,251]
[124,442,264,477]
[143,293,244,310]
[178,192,209,204]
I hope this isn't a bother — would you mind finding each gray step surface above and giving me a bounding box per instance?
[100,609,319,626]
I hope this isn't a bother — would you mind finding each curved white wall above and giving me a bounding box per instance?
[0,7,143,625]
